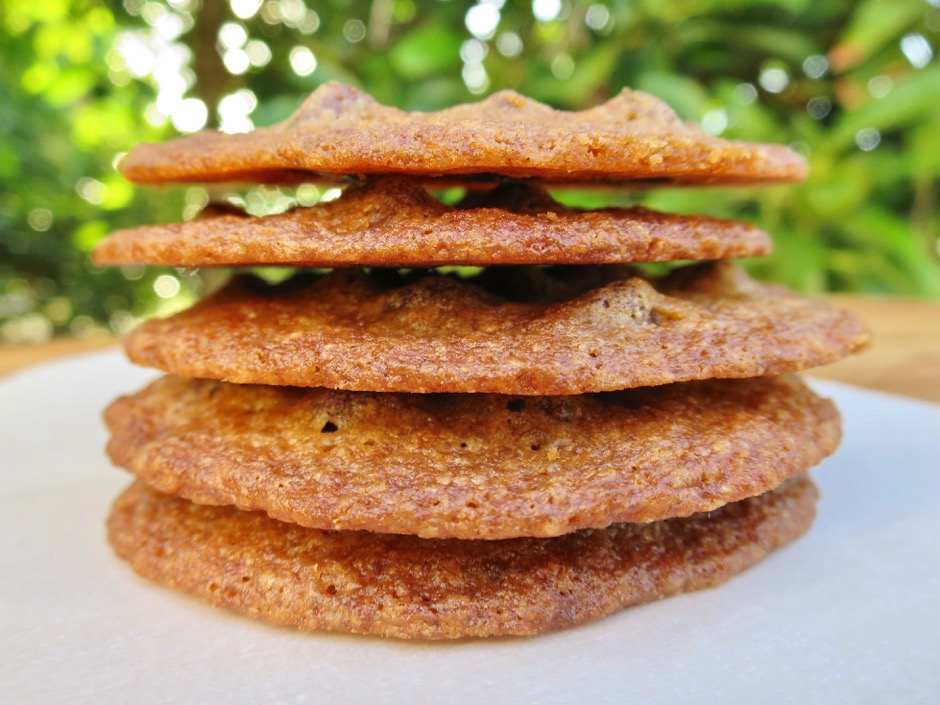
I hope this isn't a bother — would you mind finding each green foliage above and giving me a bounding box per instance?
[1,0,938,344]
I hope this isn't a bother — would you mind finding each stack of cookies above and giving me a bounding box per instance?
[95,84,868,639]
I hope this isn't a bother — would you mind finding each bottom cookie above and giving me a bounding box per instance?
[107,477,817,639]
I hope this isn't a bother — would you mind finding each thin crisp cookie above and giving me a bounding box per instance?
[93,178,771,267]
[123,262,870,394]
[105,375,838,539]
[120,83,807,186]
[107,476,818,639]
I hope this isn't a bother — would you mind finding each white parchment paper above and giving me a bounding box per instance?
[1,351,937,704]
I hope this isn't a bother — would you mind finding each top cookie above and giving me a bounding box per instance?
[120,82,807,186]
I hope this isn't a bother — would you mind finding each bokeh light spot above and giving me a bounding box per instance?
[733,82,758,105]
[246,39,272,67]
[28,208,53,232]
[298,11,320,35]
[69,315,97,339]
[802,54,828,79]
[154,274,181,298]
[219,89,257,134]
[533,0,561,23]
[223,48,250,75]
[296,184,321,207]
[116,32,155,77]
[153,11,184,41]
[585,4,610,31]
[280,0,308,28]
[807,96,832,120]
[343,19,366,43]
[868,75,893,98]
[230,0,262,20]
[320,188,342,203]
[2,313,53,344]
[759,67,789,94]
[46,297,73,325]
[121,265,145,281]
[460,39,488,63]
[466,4,500,40]
[855,127,881,152]
[900,34,933,68]
[289,46,317,76]
[76,177,108,205]
[260,1,280,24]
[462,62,489,94]
[551,54,575,80]
[183,187,209,220]
[496,31,522,58]
[110,310,137,335]
[171,98,208,132]
[218,22,248,50]
[701,108,728,135]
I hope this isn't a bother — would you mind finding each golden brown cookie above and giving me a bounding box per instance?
[107,476,817,639]
[119,83,807,186]
[93,178,771,267]
[105,374,838,539]
[124,262,869,394]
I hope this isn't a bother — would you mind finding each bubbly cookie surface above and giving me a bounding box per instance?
[93,179,771,267]
[124,262,869,394]
[107,476,817,639]
[119,83,807,186]
[106,375,838,539]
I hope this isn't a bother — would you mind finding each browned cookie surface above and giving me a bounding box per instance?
[107,476,817,639]
[119,83,806,186]
[124,263,869,394]
[93,179,770,267]
[105,375,838,539]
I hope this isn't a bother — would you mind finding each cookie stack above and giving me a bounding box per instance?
[96,84,868,639]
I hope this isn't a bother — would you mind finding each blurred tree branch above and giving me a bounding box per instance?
[1,0,938,344]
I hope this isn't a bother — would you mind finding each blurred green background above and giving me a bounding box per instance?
[2,0,939,345]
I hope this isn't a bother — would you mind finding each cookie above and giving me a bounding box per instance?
[124,262,869,394]
[93,178,771,267]
[107,476,817,639]
[119,82,807,186]
[105,374,838,539]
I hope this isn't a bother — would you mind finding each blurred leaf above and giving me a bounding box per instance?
[101,176,133,211]
[635,72,708,121]
[389,24,462,80]
[3,0,940,345]
[694,0,815,13]
[43,67,94,107]
[828,65,940,150]
[829,0,923,71]
[5,0,69,27]
[402,79,468,111]
[252,94,307,127]
[746,225,828,293]
[841,205,940,295]
[20,61,58,95]
[801,161,871,217]
[0,144,20,179]
[680,21,818,65]
[559,43,622,108]
[908,117,940,178]
[71,220,108,253]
